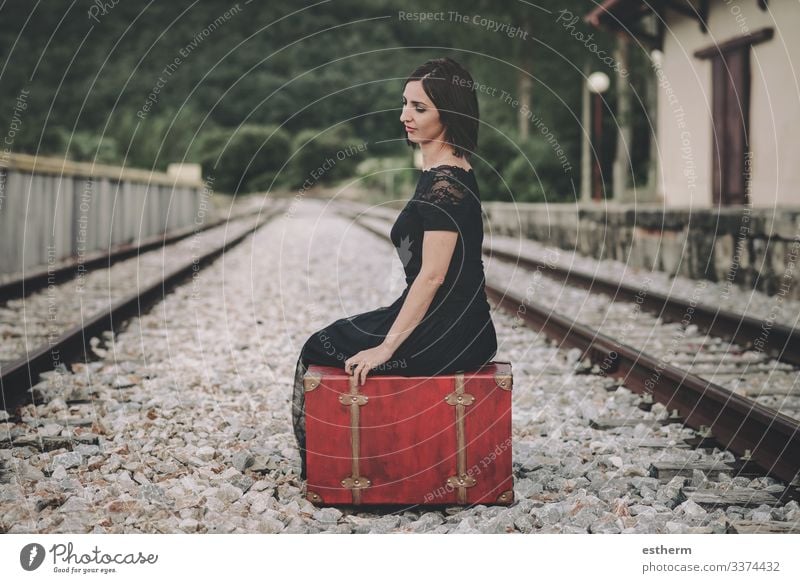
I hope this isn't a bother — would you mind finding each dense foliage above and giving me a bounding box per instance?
[0,0,653,200]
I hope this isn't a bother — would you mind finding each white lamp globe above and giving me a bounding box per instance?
[586,71,610,94]
[650,49,664,67]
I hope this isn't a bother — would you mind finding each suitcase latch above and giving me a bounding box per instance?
[338,394,368,406]
[446,474,477,489]
[445,392,475,406]
[341,476,372,489]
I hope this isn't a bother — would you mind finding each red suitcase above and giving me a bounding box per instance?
[303,361,513,506]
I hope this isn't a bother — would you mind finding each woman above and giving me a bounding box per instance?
[291,57,498,480]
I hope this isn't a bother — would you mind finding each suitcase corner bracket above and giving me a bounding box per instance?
[304,373,322,392]
[494,373,513,391]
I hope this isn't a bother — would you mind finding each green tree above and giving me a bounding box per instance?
[192,124,291,193]
[285,124,366,189]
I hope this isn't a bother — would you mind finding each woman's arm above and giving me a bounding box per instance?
[346,168,468,384]
[345,230,457,384]
[381,230,458,353]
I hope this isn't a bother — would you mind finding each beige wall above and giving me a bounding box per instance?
[657,0,799,207]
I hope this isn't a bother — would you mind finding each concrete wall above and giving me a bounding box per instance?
[484,201,800,299]
[0,153,206,276]
[657,0,799,207]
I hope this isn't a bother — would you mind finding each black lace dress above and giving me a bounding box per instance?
[291,165,498,479]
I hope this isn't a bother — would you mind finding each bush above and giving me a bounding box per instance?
[248,169,285,193]
[505,153,548,202]
[285,124,366,189]
[355,157,417,202]
[54,129,119,164]
[473,128,522,202]
[192,124,291,193]
[497,133,575,203]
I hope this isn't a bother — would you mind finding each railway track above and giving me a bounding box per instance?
[337,203,800,510]
[0,196,797,533]
[0,199,267,303]
[0,201,286,414]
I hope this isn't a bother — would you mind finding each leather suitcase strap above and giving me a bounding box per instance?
[338,374,370,503]
[445,372,477,503]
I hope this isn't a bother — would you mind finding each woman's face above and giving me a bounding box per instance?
[400,80,445,146]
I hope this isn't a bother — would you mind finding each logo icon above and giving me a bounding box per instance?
[20,543,46,571]
[396,234,413,268]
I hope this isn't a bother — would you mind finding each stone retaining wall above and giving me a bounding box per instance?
[483,202,800,299]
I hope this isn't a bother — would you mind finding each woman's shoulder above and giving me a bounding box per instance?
[416,164,477,205]
[421,163,474,175]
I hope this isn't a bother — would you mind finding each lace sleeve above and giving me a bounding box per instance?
[416,168,468,232]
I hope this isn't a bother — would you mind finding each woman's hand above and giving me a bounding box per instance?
[345,344,394,386]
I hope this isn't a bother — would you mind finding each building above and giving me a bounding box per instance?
[586,0,799,208]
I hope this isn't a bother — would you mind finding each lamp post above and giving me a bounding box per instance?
[585,71,610,202]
